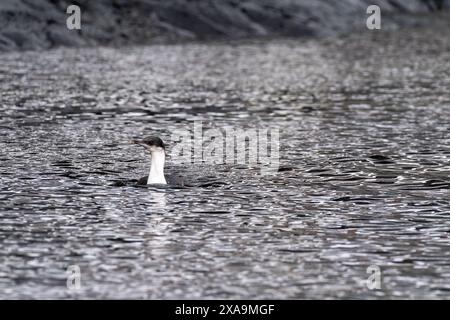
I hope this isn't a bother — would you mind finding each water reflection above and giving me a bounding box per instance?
[146,190,167,209]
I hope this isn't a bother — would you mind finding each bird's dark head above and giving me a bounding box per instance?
[131,136,165,153]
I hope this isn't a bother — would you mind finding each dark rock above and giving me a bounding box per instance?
[0,0,448,51]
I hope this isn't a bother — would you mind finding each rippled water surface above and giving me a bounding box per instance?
[1,26,450,299]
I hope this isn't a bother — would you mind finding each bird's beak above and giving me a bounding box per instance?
[130,139,144,146]
[130,140,154,155]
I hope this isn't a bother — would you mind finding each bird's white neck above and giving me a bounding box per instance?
[148,150,167,184]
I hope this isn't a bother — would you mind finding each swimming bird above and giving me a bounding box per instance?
[130,136,168,185]
[110,136,227,188]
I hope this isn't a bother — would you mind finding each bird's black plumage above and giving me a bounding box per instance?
[139,136,165,149]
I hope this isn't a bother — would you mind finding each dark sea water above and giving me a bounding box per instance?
[0,26,449,299]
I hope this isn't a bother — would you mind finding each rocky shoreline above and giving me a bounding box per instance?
[0,0,448,51]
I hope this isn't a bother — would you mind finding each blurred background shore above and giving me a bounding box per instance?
[0,0,448,51]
